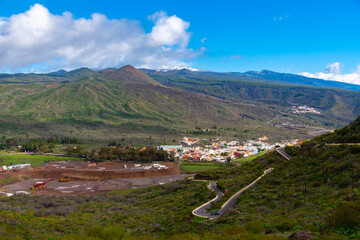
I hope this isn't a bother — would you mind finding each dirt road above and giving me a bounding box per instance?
[2,174,193,196]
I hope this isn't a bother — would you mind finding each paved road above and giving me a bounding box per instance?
[192,168,274,219]
[192,181,224,218]
[325,143,360,146]
[267,115,280,124]
[276,147,291,160]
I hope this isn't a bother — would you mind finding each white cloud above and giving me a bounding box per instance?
[229,55,242,60]
[0,4,203,72]
[273,15,289,22]
[201,37,207,43]
[149,11,190,47]
[325,62,341,75]
[299,62,360,85]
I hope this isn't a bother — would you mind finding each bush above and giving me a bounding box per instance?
[245,220,264,233]
[274,218,298,232]
[349,145,360,154]
[338,176,352,188]
[327,201,360,228]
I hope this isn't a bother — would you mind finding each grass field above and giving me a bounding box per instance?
[1,66,357,145]
[180,162,222,173]
[233,150,270,165]
[0,152,82,167]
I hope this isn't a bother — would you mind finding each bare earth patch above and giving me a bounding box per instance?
[0,161,193,195]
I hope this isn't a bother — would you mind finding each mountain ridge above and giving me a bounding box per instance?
[98,65,162,86]
[245,69,360,91]
[0,64,360,143]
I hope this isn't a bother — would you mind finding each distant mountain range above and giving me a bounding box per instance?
[0,65,360,143]
[244,70,360,91]
[4,67,359,91]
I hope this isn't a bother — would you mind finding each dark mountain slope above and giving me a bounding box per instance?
[315,115,360,143]
[144,69,360,128]
[99,65,162,86]
[194,115,360,238]
[1,65,360,142]
[0,66,287,142]
[245,70,360,91]
[0,67,96,84]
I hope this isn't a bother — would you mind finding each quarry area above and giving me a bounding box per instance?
[0,161,189,196]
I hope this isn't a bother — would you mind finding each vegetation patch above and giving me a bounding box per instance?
[0,153,81,167]
[180,162,222,173]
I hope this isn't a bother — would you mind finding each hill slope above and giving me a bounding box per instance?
[100,65,162,86]
[315,115,360,143]
[245,70,360,91]
[1,115,359,239]
[144,69,360,128]
[0,66,360,143]
[193,114,360,238]
[0,67,96,84]
[0,66,287,143]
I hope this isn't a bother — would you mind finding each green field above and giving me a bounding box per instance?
[0,117,360,239]
[0,65,359,145]
[233,150,270,164]
[180,162,222,173]
[0,152,81,167]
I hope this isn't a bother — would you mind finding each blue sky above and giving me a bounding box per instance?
[0,0,359,82]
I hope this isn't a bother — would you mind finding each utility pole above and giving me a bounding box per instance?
[351,155,355,194]
[352,164,354,193]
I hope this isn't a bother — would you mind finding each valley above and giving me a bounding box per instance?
[0,115,359,239]
[1,2,360,239]
[0,65,359,146]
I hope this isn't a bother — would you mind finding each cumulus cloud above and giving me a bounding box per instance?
[0,4,203,72]
[229,55,242,60]
[273,15,289,22]
[299,62,360,85]
[325,62,341,75]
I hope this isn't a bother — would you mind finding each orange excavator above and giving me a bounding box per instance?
[59,176,71,182]
[31,179,54,190]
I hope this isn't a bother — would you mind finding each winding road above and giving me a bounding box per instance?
[192,168,274,219]
[276,147,291,160]
[325,143,360,146]
[192,181,224,219]
[192,147,293,219]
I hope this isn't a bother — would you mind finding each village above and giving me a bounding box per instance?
[159,136,303,163]
[291,105,321,115]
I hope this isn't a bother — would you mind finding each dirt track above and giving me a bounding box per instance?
[0,161,192,196]
[14,161,179,181]
[2,174,192,196]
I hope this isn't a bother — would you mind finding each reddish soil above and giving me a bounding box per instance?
[20,162,179,181]
[2,174,192,196]
[0,161,190,196]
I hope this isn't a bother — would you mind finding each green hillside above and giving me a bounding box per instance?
[0,66,360,144]
[245,70,360,92]
[0,68,95,84]
[1,115,359,239]
[193,115,360,239]
[315,115,360,143]
[145,69,360,128]
[0,66,283,143]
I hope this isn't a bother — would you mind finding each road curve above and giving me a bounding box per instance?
[276,147,291,160]
[325,143,360,146]
[192,168,274,219]
[192,181,224,219]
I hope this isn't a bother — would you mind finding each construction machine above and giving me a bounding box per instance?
[31,179,54,190]
[59,176,71,182]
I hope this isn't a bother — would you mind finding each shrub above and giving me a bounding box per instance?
[349,145,360,154]
[337,176,352,188]
[327,201,360,228]
[274,218,298,232]
[245,220,264,233]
